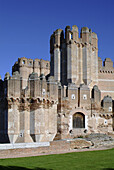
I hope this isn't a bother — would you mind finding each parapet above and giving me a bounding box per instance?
[72,25,78,32]
[92,32,98,39]
[65,25,79,42]
[54,28,64,47]
[98,57,102,70]
[65,25,71,30]
[99,57,114,73]
[34,59,41,68]
[54,28,63,35]
[81,27,89,33]
[80,27,98,47]
[18,57,33,67]
[103,58,113,68]
[12,57,50,81]
[72,25,78,40]
[50,25,98,48]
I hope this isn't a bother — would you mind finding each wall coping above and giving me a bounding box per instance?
[0,142,50,150]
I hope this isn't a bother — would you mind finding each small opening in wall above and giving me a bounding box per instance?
[37,98,40,102]
[104,120,107,125]
[21,98,25,103]
[83,94,87,100]
[42,89,46,95]
[27,98,29,102]
[71,94,75,100]
[109,107,112,112]
[22,60,25,64]
[69,130,72,134]
[29,61,32,66]
[46,63,48,67]
[19,133,23,137]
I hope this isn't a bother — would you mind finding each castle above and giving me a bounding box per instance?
[0,25,114,143]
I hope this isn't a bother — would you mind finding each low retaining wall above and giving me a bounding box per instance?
[0,138,113,159]
[0,142,50,150]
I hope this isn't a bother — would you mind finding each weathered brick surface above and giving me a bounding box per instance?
[0,25,114,144]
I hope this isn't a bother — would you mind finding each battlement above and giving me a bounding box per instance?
[50,25,98,85]
[0,25,114,144]
[12,57,50,89]
[98,57,114,100]
[50,25,98,50]
[98,57,114,73]
[13,57,50,70]
[12,57,50,75]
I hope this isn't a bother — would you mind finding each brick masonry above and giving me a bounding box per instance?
[0,25,114,144]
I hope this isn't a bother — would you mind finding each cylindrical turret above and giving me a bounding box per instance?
[72,25,78,41]
[53,29,63,82]
[65,26,71,43]
[54,29,63,47]
[92,32,98,48]
[81,27,89,43]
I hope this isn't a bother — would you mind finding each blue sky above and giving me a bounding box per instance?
[0,0,114,79]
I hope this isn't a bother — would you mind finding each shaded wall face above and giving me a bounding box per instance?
[0,99,9,143]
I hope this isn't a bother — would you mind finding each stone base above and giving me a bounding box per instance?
[15,134,33,143]
[8,134,18,143]
[33,134,56,142]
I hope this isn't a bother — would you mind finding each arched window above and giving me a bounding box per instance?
[73,112,85,128]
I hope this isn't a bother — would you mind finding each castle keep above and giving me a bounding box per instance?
[0,25,114,143]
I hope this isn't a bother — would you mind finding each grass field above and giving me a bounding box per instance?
[0,149,114,170]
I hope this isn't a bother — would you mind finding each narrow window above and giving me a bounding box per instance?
[29,61,32,65]
[22,60,25,64]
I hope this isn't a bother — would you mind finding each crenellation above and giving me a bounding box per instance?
[98,57,103,70]
[65,26,71,43]
[80,27,90,44]
[0,25,114,144]
[92,32,98,48]
[72,25,79,41]
[103,58,113,68]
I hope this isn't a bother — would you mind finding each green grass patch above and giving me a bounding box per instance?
[0,149,114,170]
